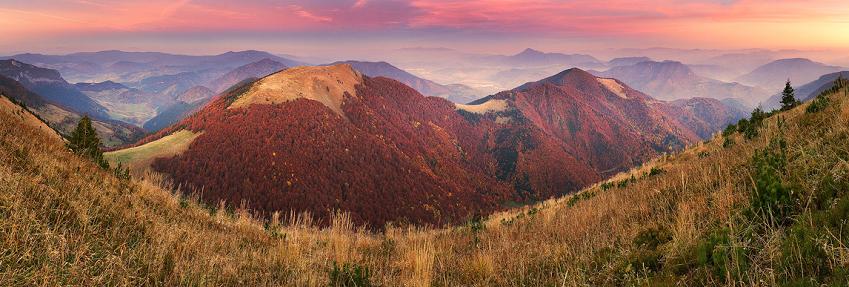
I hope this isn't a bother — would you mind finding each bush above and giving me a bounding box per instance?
[567,191,598,207]
[780,223,829,283]
[329,262,372,287]
[806,95,830,114]
[722,137,735,148]
[634,227,673,250]
[749,138,795,224]
[722,124,737,137]
[647,167,665,177]
[695,228,748,281]
[616,175,637,188]
[734,108,769,140]
[112,162,130,181]
[628,227,673,274]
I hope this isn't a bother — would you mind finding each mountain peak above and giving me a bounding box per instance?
[775,57,814,64]
[517,48,544,56]
[541,67,595,83]
[228,64,363,115]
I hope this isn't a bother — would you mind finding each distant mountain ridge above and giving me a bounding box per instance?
[593,60,769,106]
[736,58,843,91]
[1,50,304,83]
[607,56,652,67]
[492,48,604,69]
[0,59,110,120]
[208,58,287,92]
[331,60,483,103]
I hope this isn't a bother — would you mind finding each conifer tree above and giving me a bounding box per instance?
[780,80,799,111]
[67,116,109,169]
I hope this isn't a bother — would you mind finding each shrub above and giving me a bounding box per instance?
[628,227,673,274]
[695,228,748,281]
[329,262,372,287]
[634,227,673,250]
[112,162,130,181]
[806,95,830,114]
[567,191,597,207]
[749,138,795,224]
[722,124,737,137]
[734,107,769,140]
[647,167,665,177]
[722,137,735,148]
[780,223,829,282]
[616,175,637,188]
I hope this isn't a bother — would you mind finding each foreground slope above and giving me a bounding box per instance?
[5,68,849,286]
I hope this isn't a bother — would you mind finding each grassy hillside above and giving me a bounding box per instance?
[104,130,202,173]
[1,81,848,285]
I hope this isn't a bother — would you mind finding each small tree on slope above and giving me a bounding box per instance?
[67,116,109,169]
[780,80,799,111]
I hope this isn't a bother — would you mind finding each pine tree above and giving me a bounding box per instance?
[67,116,109,169]
[780,80,799,111]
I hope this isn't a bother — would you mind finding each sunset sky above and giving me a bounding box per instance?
[3,0,849,57]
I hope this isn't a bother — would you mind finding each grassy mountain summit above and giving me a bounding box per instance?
[2,81,849,285]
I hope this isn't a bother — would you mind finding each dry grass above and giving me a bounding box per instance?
[229,64,363,115]
[104,129,202,173]
[2,87,848,286]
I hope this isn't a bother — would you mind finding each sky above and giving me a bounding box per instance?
[3,0,849,58]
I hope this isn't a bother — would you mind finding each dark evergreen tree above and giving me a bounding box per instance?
[67,116,109,169]
[780,80,799,111]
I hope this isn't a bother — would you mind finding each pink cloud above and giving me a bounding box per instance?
[2,0,849,50]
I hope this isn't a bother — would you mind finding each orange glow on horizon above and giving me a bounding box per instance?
[2,0,849,52]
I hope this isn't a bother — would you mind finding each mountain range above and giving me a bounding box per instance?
[0,74,143,146]
[736,58,844,92]
[1,50,303,84]
[106,64,743,227]
[592,60,769,106]
[0,59,110,120]
[331,61,482,103]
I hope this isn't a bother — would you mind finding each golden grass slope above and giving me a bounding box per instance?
[455,99,509,114]
[1,84,848,285]
[104,129,202,173]
[229,64,363,115]
[0,95,62,141]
